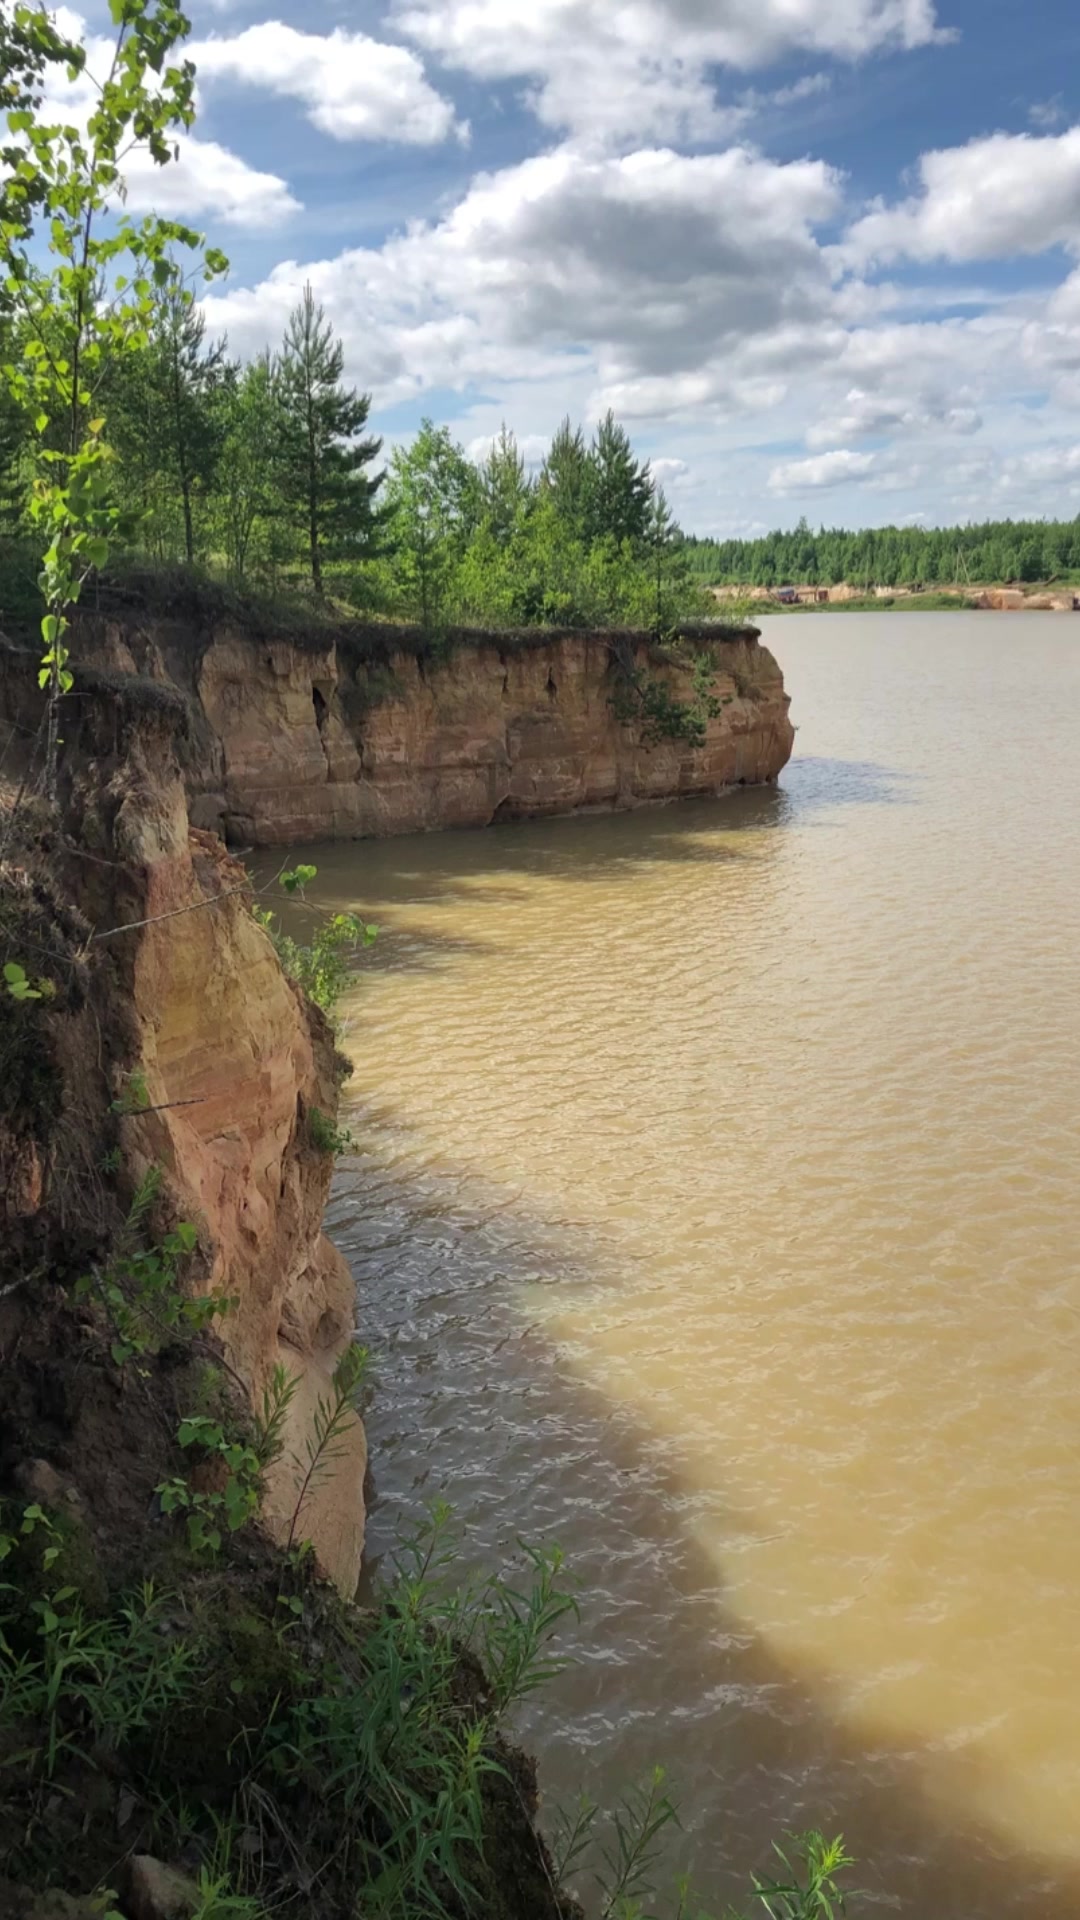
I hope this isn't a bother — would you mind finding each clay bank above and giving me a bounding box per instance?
[71,605,794,847]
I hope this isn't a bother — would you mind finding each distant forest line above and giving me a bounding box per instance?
[684,518,1080,588]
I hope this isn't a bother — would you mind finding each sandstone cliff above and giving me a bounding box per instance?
[0,660,365,1594]
[80,612,794,846]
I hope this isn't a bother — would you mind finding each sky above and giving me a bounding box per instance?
[60,0,1080,535]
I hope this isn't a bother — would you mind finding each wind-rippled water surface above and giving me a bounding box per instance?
[279,615,1080,1914]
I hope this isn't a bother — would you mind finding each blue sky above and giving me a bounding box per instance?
[65,0,1080,533]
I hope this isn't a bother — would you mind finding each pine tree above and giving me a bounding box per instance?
[278,284,385,597]
[108,274,229,562]
[645,487,691,631]
[477,424,532,544]
[156,277,228,565]
[216,351,289,585]
[585,410,653,547]
[539,417,591,536]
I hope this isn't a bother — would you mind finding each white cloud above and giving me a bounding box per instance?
[1023,265,1080,377]
[393,0,945,144]
[1030,97,1065,131]
[804,382,982,446]
[201,142,844,405]
[769,448,876,490]
[123,136,299,228]
[651,456,690,487]
[847,127,1080,265]
[466,430,550,466]
[34,10,299,229]
[189,21,464,145]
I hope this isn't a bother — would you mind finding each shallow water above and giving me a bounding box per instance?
[276,614,1080,1914]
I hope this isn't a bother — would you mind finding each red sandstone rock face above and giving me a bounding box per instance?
[0,692,369,1597]
[106,775,366,1592]
[188,630,794,847]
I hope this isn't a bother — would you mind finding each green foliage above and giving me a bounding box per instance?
[277,282,386,597]
[610,644,724,749]
[478,424,532,542]
[382,417,482,630]
[539,416,591,538]
[107,266,230,564]
[213,349,289,587]
[75,1168,227,1369]
[0,1578,197,1782]
[1,0,228,793]
[110,1065,150,1113]
[585,410,654,549]
[550,1779,853,1920]
[0,1470,857,1919]
[685,513,1080,589]
[254,866,377,1018]
[157,1419,264,1557]
[4,958,43,999]
[308,1105,355,1156]
[0,1499,63,1574]
[157,1361,295,1561]
[286,1341,368,1553]
[740,1832,854,1920]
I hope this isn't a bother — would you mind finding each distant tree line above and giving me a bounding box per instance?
[684,517,1080,589]
[0,270,709,632]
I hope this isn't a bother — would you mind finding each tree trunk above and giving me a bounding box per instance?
[306,389,321,597]
[172,351,194,564]
[181,475,194,566]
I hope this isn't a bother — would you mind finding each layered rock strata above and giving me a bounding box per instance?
[82,618,795,847]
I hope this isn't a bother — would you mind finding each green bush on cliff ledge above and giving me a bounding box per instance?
[252,867,378,1019]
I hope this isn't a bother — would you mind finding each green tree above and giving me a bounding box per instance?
[585,409,653,548]
[278,283,384,597]
[0,315,28,529]
[643,486,694,631]
[384,419,479,629]
[150,271,228,564]
[476,423,532,544]
[109,270,229,562]
[0,0,227,795]
[539,416,590,537]
[215,350,288,585]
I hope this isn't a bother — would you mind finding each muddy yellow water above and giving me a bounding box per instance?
[278,614,1080,1914]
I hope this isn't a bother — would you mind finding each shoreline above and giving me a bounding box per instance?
[711,586,1080,615]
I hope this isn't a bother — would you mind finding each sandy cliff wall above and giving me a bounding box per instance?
[84,618,794,847]
[0,662,366,1593]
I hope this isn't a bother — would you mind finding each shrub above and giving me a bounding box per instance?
[252,866,377,1019]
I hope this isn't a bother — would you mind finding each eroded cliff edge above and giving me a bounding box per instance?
[78,610,794,846]
[0,662,366,1595]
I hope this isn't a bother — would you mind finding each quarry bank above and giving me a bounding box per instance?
[47,604,795,847]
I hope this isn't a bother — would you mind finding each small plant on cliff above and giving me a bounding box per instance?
[253,866,377,1019]
[110,1066,151,1114]
[551,1782,853,1920]
[3,958,50,1000]
[157,1420,264,1556]
[76,1167,230,1368]
[0,1574,197,1782]
[308,1105,355,1156]
[157,1366,297,1557]
[606,631,730,750]
[286,1340,369,1553]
